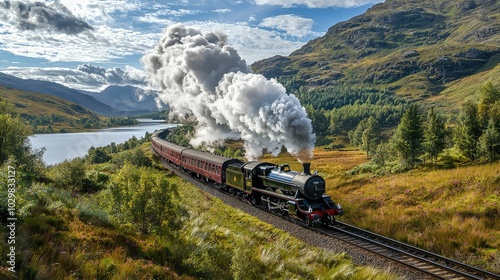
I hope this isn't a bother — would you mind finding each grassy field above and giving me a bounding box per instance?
[0,143,399,279]
[261,147,500,273]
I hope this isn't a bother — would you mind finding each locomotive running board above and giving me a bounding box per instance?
[252,188,296,202]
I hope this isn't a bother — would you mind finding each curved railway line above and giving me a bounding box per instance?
[315,223,500,280]
[156,151,500,280]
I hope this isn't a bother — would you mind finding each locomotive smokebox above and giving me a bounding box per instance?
[302,163,311,175]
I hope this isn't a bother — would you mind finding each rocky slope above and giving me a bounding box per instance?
[252,0,500,111]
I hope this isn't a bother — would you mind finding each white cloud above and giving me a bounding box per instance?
[212,8,231,14]
[259,14,320,38]
[134,14,174,27]
[0,0,326,88]
[186,21,306,63]
[254,0,383,8]
[0,0,94,34]
[0,25,157,63]
[58,0,141,25]
[2,64,147,91]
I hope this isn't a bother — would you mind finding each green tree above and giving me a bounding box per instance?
[454,101,482,161]
[48,158,87,191]
[306,105,328,135]
[111,149,152,168]
[0,99,33,163]
[87,146,111,164]
[0,98,45,182]
[478,118,500,162]
[423,107,446,163]
[372,142,396,167]
[392,104,423,167]
[478,81,500,126]
[349,118,369,147]
[361,116,381,158]
[108,163,183,234]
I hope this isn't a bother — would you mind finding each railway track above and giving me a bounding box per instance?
[158,155,500,280]
[312,222,500,280]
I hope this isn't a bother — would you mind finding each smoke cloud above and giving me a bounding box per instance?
[0,0,93,34]
[142,24,315,160]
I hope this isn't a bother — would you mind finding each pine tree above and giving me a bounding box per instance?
[423,107,446,163]
[479,118,500,162]
[454,101,482,161]
[393,104,423,167]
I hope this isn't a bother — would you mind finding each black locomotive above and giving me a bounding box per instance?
[151,129,343,226]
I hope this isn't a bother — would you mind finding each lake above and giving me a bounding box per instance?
[30,120,177,165]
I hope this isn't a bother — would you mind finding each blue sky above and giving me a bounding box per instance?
[0,0,383,91]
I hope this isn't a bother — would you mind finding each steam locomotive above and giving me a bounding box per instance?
[151,129,343,226]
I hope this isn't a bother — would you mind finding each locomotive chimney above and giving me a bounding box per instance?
[302,163,311,175]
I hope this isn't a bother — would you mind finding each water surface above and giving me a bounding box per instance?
[30,121,176,165]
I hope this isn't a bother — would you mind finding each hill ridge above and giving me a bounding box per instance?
[251,0,500,112]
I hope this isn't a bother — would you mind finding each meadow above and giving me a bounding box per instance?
[263,147,500,273]
[0,142,398,279]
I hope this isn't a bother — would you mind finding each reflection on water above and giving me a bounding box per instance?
[30,121,177,165]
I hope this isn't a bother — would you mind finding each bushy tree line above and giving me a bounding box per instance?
[86,133,151,164]
[213,146,244,159]
[278,85,408,135]
[25,114,138,131]
[350,81,500,170]
[166,124,195,147]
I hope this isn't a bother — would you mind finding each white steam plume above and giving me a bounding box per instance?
[142,24,315,160]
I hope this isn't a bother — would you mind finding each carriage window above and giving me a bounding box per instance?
[212,165,215,172]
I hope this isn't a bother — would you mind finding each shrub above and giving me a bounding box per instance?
[106,163,185,234]
[48,158,86,192]
[111,149,152,168]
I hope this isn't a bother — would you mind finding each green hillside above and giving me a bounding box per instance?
[0,86,137,133]
[252,0,500,114]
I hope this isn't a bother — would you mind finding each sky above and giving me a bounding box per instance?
[0,0,383,92]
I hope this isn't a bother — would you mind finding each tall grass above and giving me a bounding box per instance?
[331,162,500,273]
[258,148,499,273]
[3,166,400,279]
[171,176,400,279]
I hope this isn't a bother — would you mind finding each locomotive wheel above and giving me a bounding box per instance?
[322,215,335,226]
[273,189,286,216]
[251,196,259,206]
[304,217,312,227]
[275,204,285,216]
[260,196,269,209]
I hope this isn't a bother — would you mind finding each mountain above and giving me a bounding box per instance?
[0,85,104,132]
[0,72,123,116]
[252,0,500,112]
[82,85,160,113]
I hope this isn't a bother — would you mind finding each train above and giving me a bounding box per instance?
[151,129,343,226]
